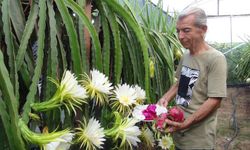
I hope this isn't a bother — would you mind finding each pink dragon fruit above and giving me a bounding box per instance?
[155,113,168,130]
[168,106,184,122]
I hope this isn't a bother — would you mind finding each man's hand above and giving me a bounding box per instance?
[157,97,168,107]
[157,83,179,107]
[164,97,222,133]
[164,118,187,133]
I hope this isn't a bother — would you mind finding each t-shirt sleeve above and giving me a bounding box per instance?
[207,54,227,98]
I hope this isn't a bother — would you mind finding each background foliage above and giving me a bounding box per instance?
[1,0,249,149]
[211,41,250,85]
[0,0,182,149]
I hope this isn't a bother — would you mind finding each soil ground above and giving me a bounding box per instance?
[216,86,250,150]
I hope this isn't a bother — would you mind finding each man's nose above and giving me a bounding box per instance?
[178,31,185,40]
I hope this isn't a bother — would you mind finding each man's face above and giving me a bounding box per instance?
[176,15,206,50]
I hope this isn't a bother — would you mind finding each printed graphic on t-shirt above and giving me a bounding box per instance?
[176,66,200,107]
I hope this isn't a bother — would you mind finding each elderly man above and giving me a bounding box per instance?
[158,7,227,150]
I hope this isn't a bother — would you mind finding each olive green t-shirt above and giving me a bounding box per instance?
[173,47,227,149]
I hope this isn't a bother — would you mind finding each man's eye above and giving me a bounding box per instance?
[183,28,190,32]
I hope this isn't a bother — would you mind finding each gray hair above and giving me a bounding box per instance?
[178,7,207,27]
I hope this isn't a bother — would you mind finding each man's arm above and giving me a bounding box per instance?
[157,82,179,107]
[165,97,222,132]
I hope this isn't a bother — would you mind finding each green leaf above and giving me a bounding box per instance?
[64,0,103,71]
[0,98,12,149]
[95,1,111,76]
[2,0,19,98]
[42,1,62,130]
[77,0,88,73]
[56,21,68,71]
[22,0,46,123]
[122,0,140,23]
[16,3,39,70]
[19,64,32,89]
[46,0,59,98]
[57,39,68,72]
[9,0,25,41]
[119,22,142,85]
[103,0,150,100]
[104,7,122,84]
[0,50,25,149]
[55,0,83,75]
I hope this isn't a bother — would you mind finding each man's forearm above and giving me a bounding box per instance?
[182,97,222,129]
[158,82,179,107]
[161,82,179,103]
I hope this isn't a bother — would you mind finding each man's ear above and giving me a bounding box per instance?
[200,25,207,39]
[202,25,207,32]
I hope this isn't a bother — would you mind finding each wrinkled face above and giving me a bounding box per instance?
[176,15,206,50]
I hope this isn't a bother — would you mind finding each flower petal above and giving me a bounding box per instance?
[155,104,168,116]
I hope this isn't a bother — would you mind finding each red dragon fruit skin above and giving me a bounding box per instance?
[156,113,168,129]
[168,106,184,122]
